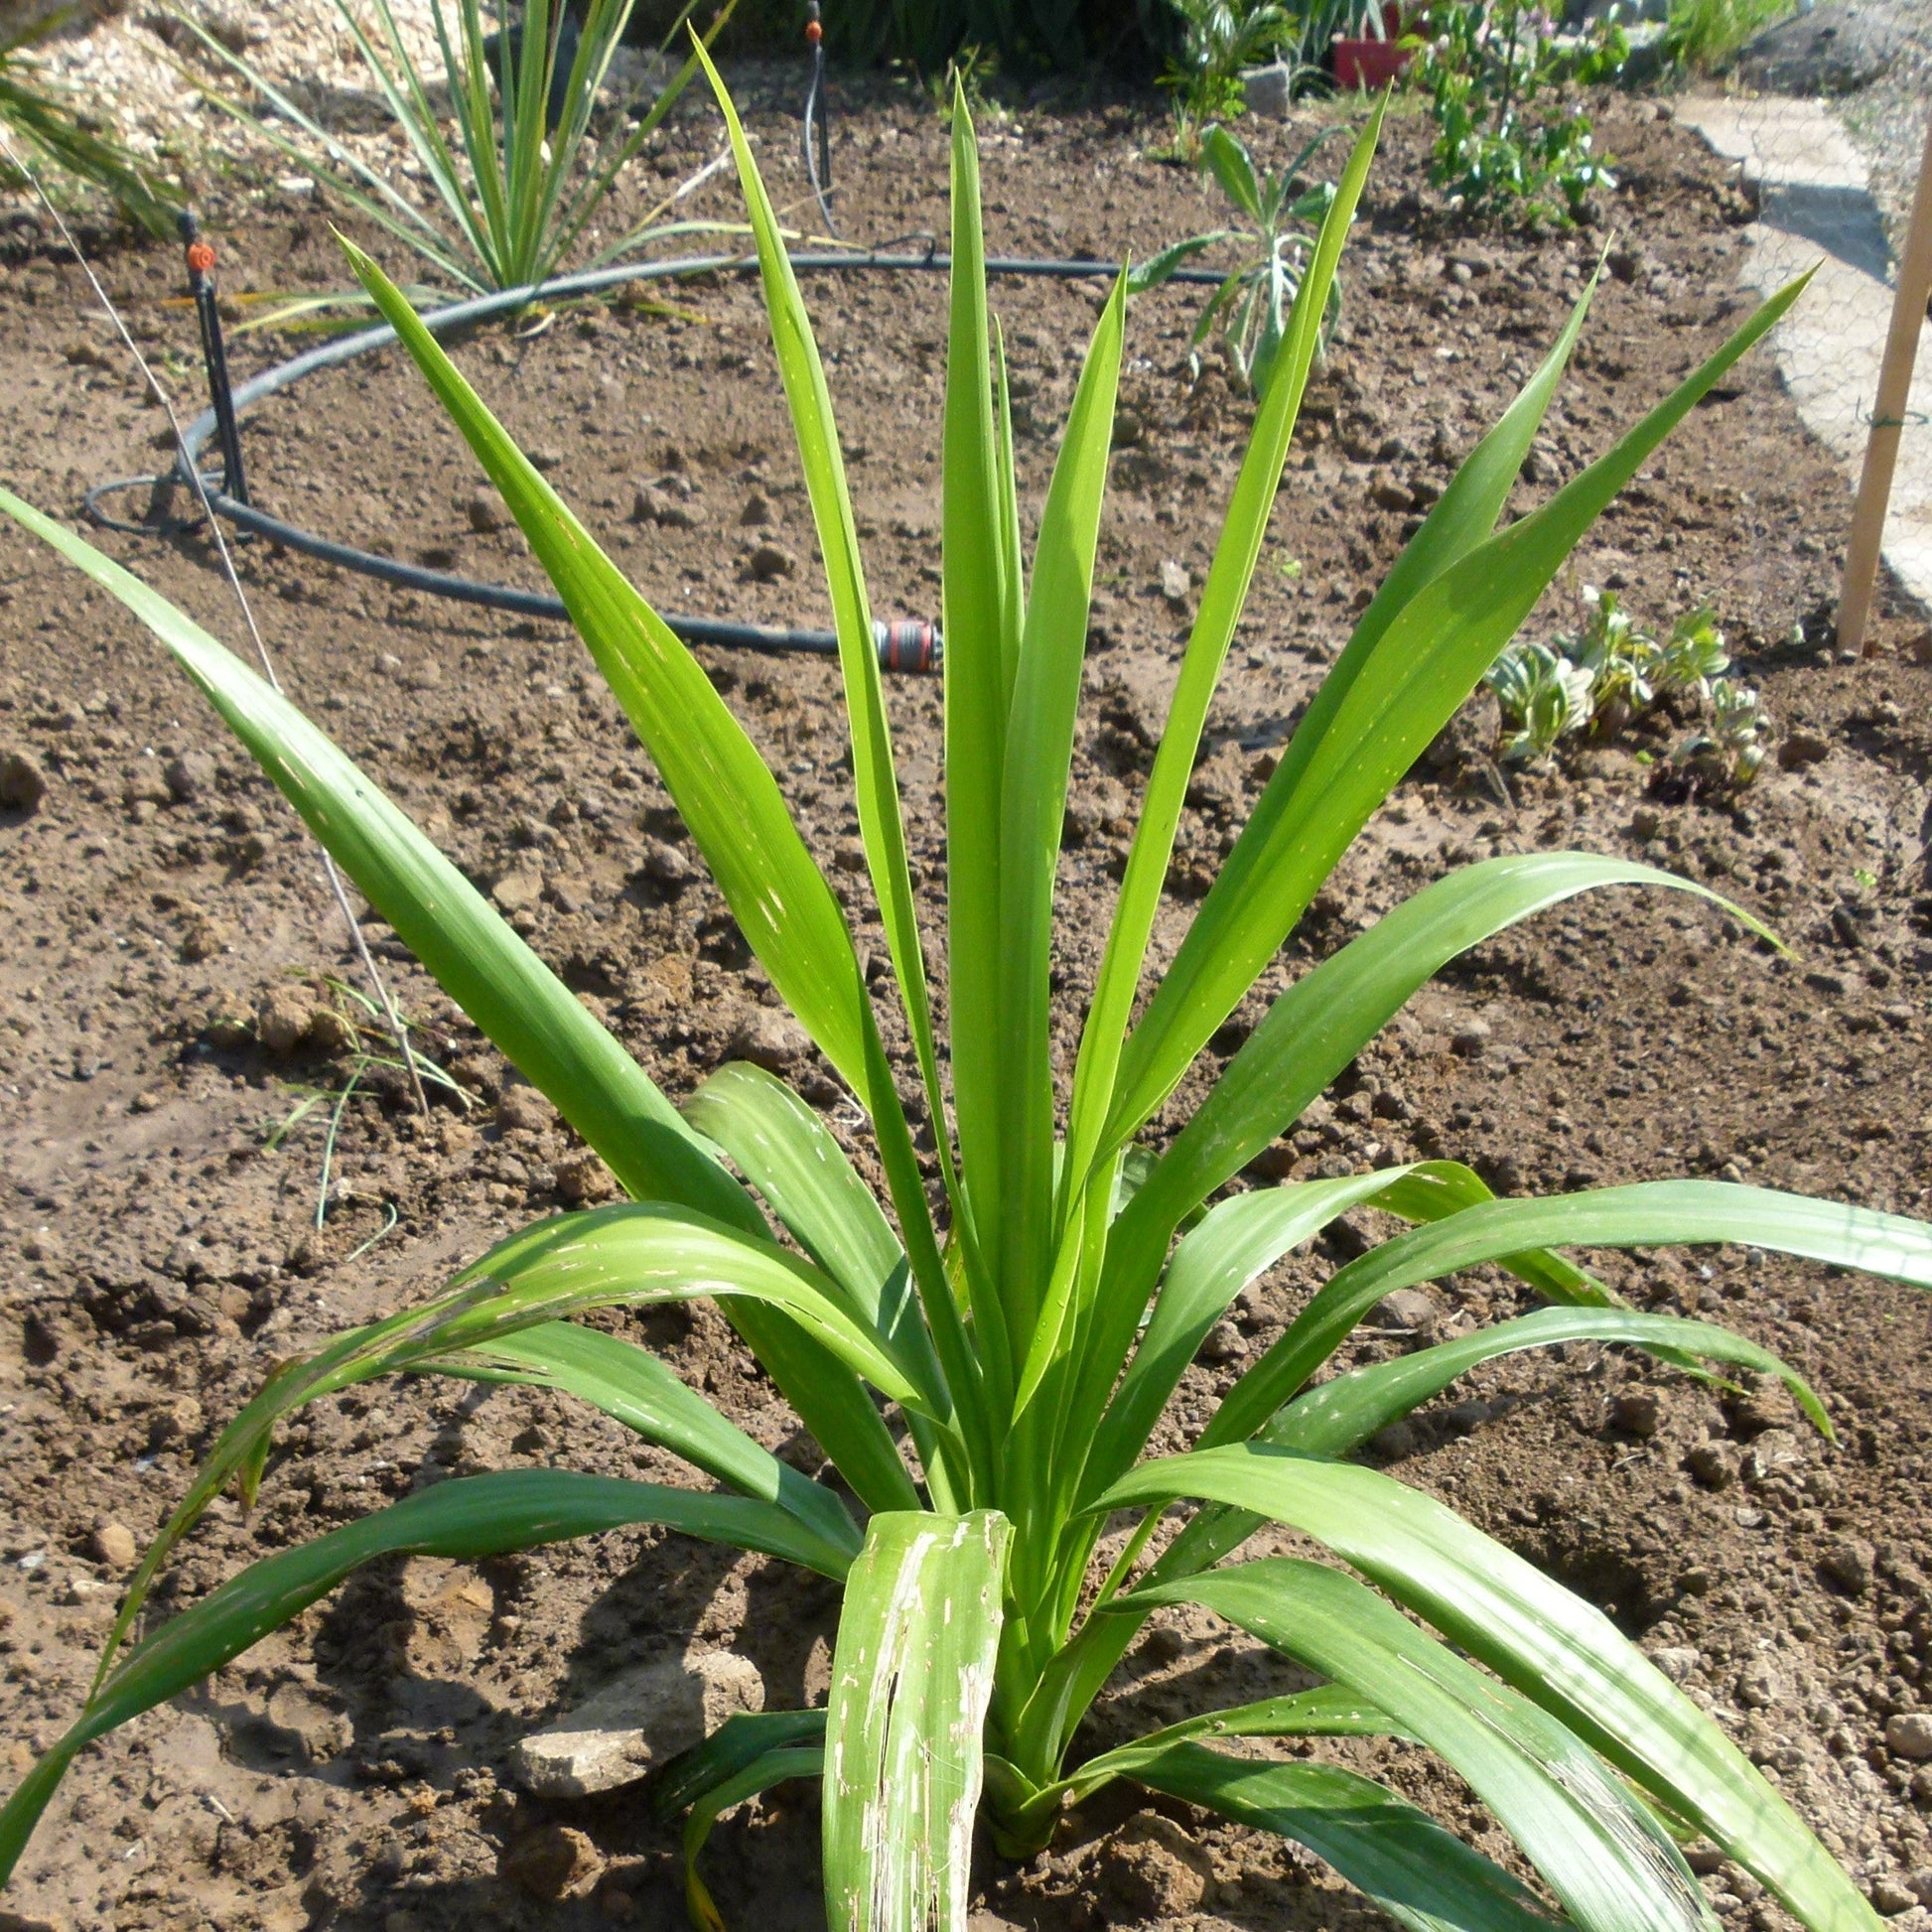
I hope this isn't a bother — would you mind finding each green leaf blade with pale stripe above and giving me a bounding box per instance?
[996,274,1126,1343]
[824,1511,1010,1932]
[1099,1443,1895,1932]
[1133,1559,1714,1932]
[413,1318,864,1564]
[941,87,1012,1278]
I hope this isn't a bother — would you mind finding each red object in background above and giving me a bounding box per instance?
[1333,2,1413,89]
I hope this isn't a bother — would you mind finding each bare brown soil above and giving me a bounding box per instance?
[1,69,1930,1932]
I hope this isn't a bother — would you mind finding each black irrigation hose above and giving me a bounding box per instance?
[87,246,1230,672]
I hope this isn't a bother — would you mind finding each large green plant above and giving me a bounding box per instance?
[2,64,1927,1932]
[0,11,178,237]
[182,0,732,301]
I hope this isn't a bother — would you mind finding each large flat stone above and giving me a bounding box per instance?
[512,1649,764,1797]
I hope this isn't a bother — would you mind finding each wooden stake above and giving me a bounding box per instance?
[1840,114,1932,656]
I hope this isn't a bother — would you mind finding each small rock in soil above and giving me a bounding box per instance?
[1885,1713,1932,1761]
[1096,1810,1212,1921]
[1819,1535,1875,1594]
[87,1521,137,1571]
[513,1650,763,1797]
[164,752,214,802]
[491,866,545,912]
[1241,61,1293,116]
[639,837,691,889]
[1198,1317,1248,1363]
[1159,558,1191,606]
[306,1007,359,1057]
[499,1823,604,1901]
[1372,1288,1440,1338]
[256,986,317,1057]
[1729,1380,1798,1436]
[1870,1876,1919,1916]
[467,484,510,533]
[497,1084,558,1133]
[1746,1426,1806,1480]
[1,750,47,813]
[1686,1440,1740,1489]
[744,542,796,582]
[633,483,696,529]
[1611,1389,1662,1438]
[728,1007,809,1072]
[554,1150,616,1205]
[1450,1018,1492,1057]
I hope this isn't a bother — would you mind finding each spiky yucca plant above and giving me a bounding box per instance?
[3,65,1928,1932]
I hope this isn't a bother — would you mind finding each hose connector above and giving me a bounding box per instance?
[873,620,941,673]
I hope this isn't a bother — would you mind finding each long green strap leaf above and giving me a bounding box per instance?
[1133,1560,1714,1932]
[1100,1444,1885,1932]
[1131,1745,1559,1932]
[997,274,1127,1346]
[1206,1180,1932,1449]
[343,244,881,1139]
[1009,1684,1402,1839]
[1108,273,1811,1152]
[1081,1169,1422,1503]
[440,1203,941,1421]
[0,502,744,1228]
[0,492,923,1646]
[1273,1305,1828,1460]
[696,54,987,1494]
[412,1317,863,1563]
[344,246,981,1487]
[100,1202,920,1701]
[1059,100,1386,1219]
[682,1064,944,1420]
[1096,856,1764,1428]
[654,1708,828,1822]
[941,88,1012,1262]
[824,1511,1010,1932]
[0,1470,836,1886]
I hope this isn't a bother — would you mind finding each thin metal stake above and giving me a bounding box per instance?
[2,148,432,1121]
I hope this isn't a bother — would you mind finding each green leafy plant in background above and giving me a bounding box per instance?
[4,57,1929,1932]
[1138,121,1340,398]
[1673,675,1766,789]
[1158,0,1289,148]
[1662,0,1789,74]
[1485,635,1593,762]
[1488,589,1766,785]
[1415,0,1624,226]
[0,10,178,236]
[179,0,734,305]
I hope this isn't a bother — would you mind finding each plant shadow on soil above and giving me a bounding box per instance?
[0,63,1929,1932]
